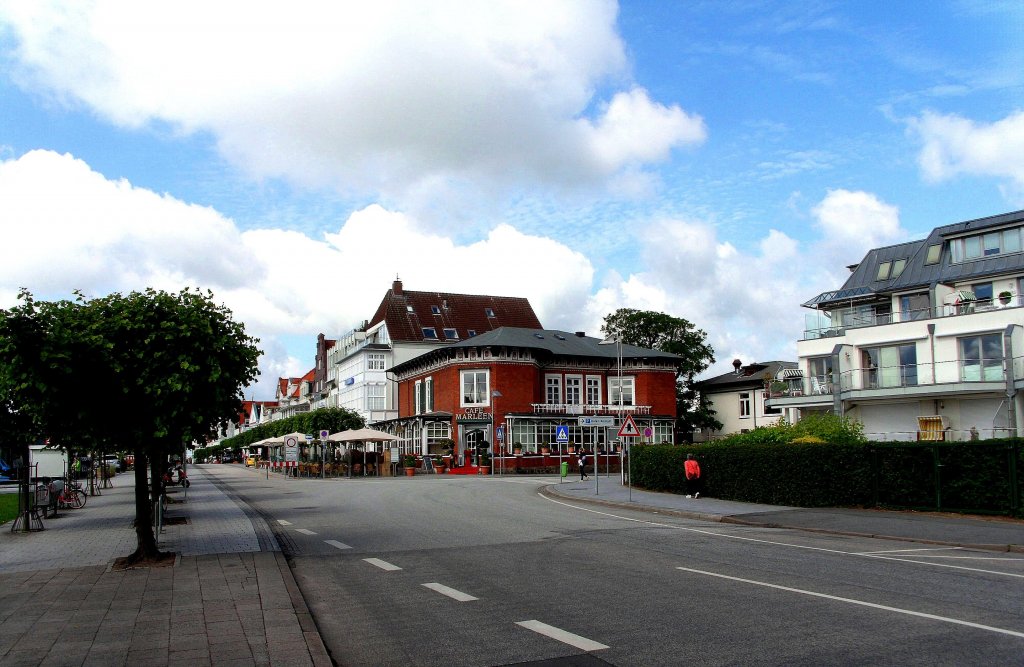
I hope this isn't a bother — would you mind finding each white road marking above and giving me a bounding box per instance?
[295,528,317,535]
[676,566,1024,640]
[858,547,962,554]
[325,540,352,550]
[540,494,1024,579]
[422,583,478,602]
[277,519,292,526]
[515,620,609,651]
[363,558,402,571]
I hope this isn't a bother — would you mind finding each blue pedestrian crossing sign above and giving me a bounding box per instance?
[555,425,569,443]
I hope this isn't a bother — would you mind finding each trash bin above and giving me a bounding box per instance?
[560,461,568,478]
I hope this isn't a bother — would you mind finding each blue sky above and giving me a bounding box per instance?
[1,1,1022,399]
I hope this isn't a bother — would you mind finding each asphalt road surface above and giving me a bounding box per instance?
[205,466,1024,666]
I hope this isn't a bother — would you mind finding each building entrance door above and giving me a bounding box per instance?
[460,427,485,466]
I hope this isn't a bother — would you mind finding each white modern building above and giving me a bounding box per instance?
[770,209,1024,441]
[695,359,797,440]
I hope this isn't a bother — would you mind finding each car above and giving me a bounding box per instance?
[102,455,121,473]
[245,456,256,467]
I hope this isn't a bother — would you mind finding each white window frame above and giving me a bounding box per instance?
[461,370,490,407]
[565,375,582,405]
[414,380,423,415]
[739,392,751,418]
[367,383,385,411]
[367,353,385,371]
[545,374,562,404]
[425,377,434,412]
[585,375,601,405]
[609,376,634,406]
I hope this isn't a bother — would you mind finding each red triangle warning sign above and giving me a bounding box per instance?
[617,414,641,437]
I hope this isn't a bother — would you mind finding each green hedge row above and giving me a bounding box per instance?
[195,408,364,460]
[632,438,1024,515]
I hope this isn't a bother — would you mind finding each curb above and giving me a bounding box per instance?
[542,485,1023,554]
[276,550,334,666]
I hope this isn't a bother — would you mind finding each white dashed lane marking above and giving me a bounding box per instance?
[325,540,352,550]
[277,520,292,526]
[295,528,317,535]
[515,620,609,651]
[422,583,478,602]
[364,558,402,571]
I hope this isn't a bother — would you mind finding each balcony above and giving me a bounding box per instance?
[530,403,652,415]
[801,296,1021,340]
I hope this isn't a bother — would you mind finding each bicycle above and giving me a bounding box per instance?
[55,478,87,509]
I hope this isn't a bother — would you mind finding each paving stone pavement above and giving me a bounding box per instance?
[0,467,331,667]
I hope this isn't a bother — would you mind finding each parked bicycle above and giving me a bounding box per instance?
[55,477,87,509]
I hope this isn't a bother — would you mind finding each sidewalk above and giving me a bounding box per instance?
[0,467,331,667]
[543,474,1024,552]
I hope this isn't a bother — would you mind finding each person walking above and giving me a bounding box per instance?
[579,449,589,480]
[684,453,701,498]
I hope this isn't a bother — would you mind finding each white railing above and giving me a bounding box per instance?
[530,403,652,415]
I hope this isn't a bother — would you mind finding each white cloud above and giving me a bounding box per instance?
[812,189,904,269]
[910,110,1024,203]
[0,149,596,397]
[0,1,705,203]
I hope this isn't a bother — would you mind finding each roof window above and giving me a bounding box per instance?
[533,333,545,339]
[431,305,441,314]
[443,328,458,339]
[467,330,476,337]
[406,305,414,312]
[485,307,495,317]
[924,244,941,265]
[876,261,891,281]
[891,258,907,278]
[422,327,438,339]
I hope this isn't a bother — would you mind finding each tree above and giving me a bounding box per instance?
[0,289,261,561]
[601,308,721,440]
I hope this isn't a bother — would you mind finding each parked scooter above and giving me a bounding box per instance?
[164,464,190,488]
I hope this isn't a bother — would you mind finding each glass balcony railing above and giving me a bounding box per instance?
[801,295,1022,340]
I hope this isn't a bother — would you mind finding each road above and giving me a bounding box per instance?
[204,466,1024,666]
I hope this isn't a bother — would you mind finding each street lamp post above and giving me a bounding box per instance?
[599,335,629,499]
[492,389,502,476]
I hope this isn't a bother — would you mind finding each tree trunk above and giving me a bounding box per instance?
[128,446,162,562]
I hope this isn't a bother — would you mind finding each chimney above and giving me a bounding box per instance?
[575,331,586,337]
[393,279,403,295]
[732,358,742,374]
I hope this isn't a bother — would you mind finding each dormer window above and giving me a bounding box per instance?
[485,308,495,317]
[924,244,941,265]
[422,327,438,339]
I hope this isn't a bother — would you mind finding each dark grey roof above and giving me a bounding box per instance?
[390,327,680,375]
[697,361,798,391]
[804,209,1024,309]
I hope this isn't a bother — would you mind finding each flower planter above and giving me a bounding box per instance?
[478,466,491,475]
[404,468,415,477]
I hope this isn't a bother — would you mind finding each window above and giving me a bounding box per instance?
[862,344,917,388]
[739,392,751,418]
[565,376,582,405]
[808,356,832,393]
[425,377,433,412]
[422,327,438,339]
[959,333,1002,382]
[876,261,891,281]
[586,376,602,405]
[546,375,561,404]
[951,227,1024,263]
[414,380,422,414]
[367,384,385,411]
[461,370,489,406]
[972,282,993,303]
[406,305,414,312]
[891,258,906,278]
[609,377,634,406]
[431,305,441,314]
[485,308,495,317]
[899,293,930,321]
[367,353,385,371]
[467,329,476,337]
[443,328,458,340]
[762,391,780,415]
[924,244,941,265]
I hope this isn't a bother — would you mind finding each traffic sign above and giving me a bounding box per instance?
[617,414,641,438]
[555,425,569,443]
[496,426,504,442]
[319,429,329,440]
[578,416,615,427]
[305,433,314,442]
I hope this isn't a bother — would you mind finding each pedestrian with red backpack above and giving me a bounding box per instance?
[684,453,701,498]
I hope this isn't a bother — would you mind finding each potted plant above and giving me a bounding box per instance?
[433,454,446,474]
[403,454,417,476]
[999,290,1013,305]
[478,452,491,475]
[512,442,523,455]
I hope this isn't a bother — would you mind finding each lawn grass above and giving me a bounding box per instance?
[0,492,21,525]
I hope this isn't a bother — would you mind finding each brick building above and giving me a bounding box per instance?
[378,327,681,465]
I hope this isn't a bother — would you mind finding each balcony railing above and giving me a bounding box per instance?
[802,295,1022,340]
[530,403,652,415]
[770,358,1015,400]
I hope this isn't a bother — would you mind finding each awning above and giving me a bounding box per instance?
[954,290,976,302]
[780,368,803,378]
